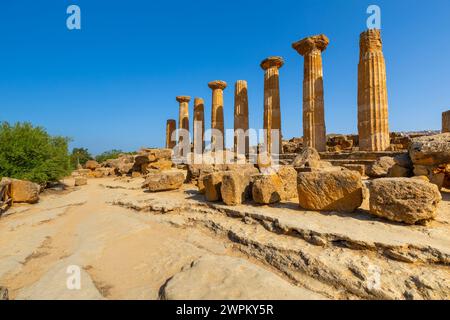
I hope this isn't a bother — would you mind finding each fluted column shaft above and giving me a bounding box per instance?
[292,35,328,152]
[303,49,326,151]
[176,96,191,158]
[193,98,205,153]
[208,81,227,151]
[442,110,450,133]
[261,57,283,155]
[166,119,176,149]
[358,29,389,151]
[234,80,249,156]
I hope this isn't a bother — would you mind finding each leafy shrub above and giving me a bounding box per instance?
[0,122,71,184]
[70,147,93,169]
[95,149,126,164]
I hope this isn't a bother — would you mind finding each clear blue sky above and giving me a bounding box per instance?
[1,0,449,154]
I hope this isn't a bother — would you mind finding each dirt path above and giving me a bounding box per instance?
[0,177,324,300]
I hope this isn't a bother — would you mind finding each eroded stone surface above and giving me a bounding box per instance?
[368,178,442,224]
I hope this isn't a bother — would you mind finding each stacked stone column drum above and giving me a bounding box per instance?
[292,34,329,152]
[165,119,176,149]
[176,96,191,144]
[208,80,227,151]
[234,80,250,157]
[443,110,450,133]
[261,57,283,155]
[357,29,390,151]
[193,97,205,153]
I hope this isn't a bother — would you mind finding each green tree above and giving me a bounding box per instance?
[70,147,92,168]
[95,149,125,164]
[0,122,72,184]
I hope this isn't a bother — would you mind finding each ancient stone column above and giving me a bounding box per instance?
[193,97,205,154]
[165,119,176,149]
[442,110,450,133]
[234,80,249,157]
[357,29,390,151]
[261,57,283,154]
[176,96,191,145]
[208,80,227,151]
[292,34,329,152]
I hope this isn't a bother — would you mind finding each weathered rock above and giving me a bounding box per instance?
[252,174,283,204]
[292,147,321,168]
[85,160,100,170]
[141,172,184,192]
[0,179,12,213]
[368,156,395,178]
[409,133,450,166]
[368,178,442,224]
[220,171,254,206]
[277,166,298,200]
[297,170,363,212]
[186,164,214,184]
[2,178,40,204]
[131,171,142,178]
[341,164,366,176]
[0,286,8,300]
[161,255,324,300]
[149,159,172,171]
[388,164,410,177]
[203,172,225,202]
[74,177,87,186]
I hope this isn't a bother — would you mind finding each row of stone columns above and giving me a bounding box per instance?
[166,29,390,153]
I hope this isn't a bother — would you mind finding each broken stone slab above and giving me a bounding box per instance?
[367,156,395,178]
[409,133,450,166]
[220,172,252,206]
[203,172,225,202]
[161,255,325,300]
[252,174,283,204]
[297,170,363,212]
[276,165,298,200]
[292,147,321,168]
[368,178,442,225]
[141,172,184,192]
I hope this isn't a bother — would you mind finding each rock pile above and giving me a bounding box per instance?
[409,133,450,189]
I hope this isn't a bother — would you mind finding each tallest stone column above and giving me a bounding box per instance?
[358,29,390,151]
[261,57,283,154]
[292,34,329,152]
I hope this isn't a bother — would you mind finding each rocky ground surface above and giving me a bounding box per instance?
[0,173,449,300]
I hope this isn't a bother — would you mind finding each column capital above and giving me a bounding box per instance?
[194,97,204,105]
[292,34,329,56]
[208,80,227,90]
[260,56,284,70]
[359,29,382,53]
[176,96,191,103]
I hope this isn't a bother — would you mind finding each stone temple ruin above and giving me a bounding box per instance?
[1,27,449,300]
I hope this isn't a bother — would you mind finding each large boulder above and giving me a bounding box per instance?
[141,171,184,192]
[203,172,225,202]
[368,178,441,224]
[220,171,254,206]
[85,160,100,170]
[2,178,40,204]
[277,166,298,200]
[186,164,214,184]
[409,133,450,166]
[252,174,283,204]
[367,156,395,178]
[297,170,363,212]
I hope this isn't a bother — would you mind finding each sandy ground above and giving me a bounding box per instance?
[0,175,449,300]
